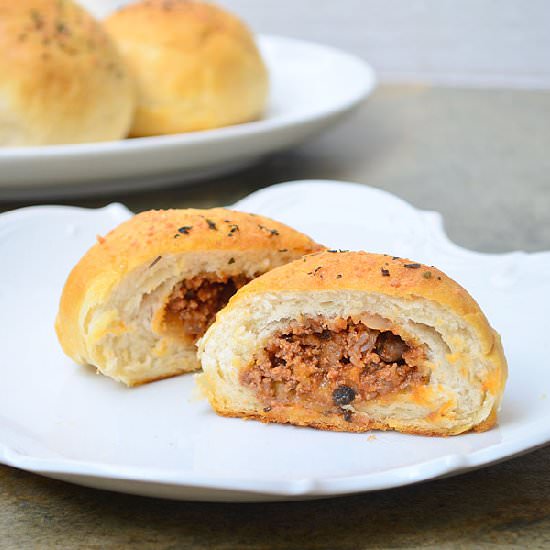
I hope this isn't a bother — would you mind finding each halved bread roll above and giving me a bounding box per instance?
[55,209,322,386]
[198,251,507,435]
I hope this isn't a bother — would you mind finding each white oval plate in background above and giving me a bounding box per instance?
[0,36,375,200]
[1,180,549,502]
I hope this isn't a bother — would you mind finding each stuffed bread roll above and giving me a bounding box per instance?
[198,251,507,435]
[55,209,322,386]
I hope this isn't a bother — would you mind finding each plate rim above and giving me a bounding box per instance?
[1,421,549,497]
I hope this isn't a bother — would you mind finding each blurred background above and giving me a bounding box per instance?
[2,0,549,254]
[85,0,550,88]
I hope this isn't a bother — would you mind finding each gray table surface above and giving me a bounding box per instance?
[2,85,550,548]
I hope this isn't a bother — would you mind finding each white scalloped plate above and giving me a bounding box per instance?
[0,35,375,199]
[1,180,549,502]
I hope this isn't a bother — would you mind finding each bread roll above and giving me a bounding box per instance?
[55,209,322,386]
[0,0,135,146]
[198,251,507,435]
[104,0,268,136]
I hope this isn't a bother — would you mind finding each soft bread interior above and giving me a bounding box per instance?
[80,251,292,386]
[198,290,502,435]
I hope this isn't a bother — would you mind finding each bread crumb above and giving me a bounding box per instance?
[189,374,208,402]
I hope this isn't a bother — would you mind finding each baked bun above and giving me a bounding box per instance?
[0,0,135,146]
[104,0,268,136]
[198,251,507,436]
[55,209,322,386]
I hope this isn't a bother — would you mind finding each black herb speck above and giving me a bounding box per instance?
[437,276,442,281]
[149,256,162,268]
[327,250,338,253]
[332,385,356,406]
[343,409,353,422]
[263,406,272,413]
[177,226,192,234]
[423,271,432,279]
[173,234,180,239]
[392,256,400,260]
[206,219,217,230]
[404,263,421,269]
[319,329,331,340]
[307,266,322,276]
[227,224,239,236]
[258,224,279,236]
[228,257,235,264]
[381,268,390,277]
[278,249,288,253]
[336,274,343,279]
[281,334,293,342]
[31,10,44,29]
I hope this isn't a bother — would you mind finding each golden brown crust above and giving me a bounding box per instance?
[106,0,258,51]
[0,0,135,145]
[55,208,323,365]
[470,406,498,433]
[104,0,268,136]
[228,251,500,357]
[210,403,496,436]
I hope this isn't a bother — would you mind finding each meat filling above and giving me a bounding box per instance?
[241,317,428,412]
[166,274,250,340]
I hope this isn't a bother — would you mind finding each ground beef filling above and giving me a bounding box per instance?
[241,317,428,413]
[166,274,250,341]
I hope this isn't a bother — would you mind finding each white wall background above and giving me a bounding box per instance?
[85,0,550,89]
